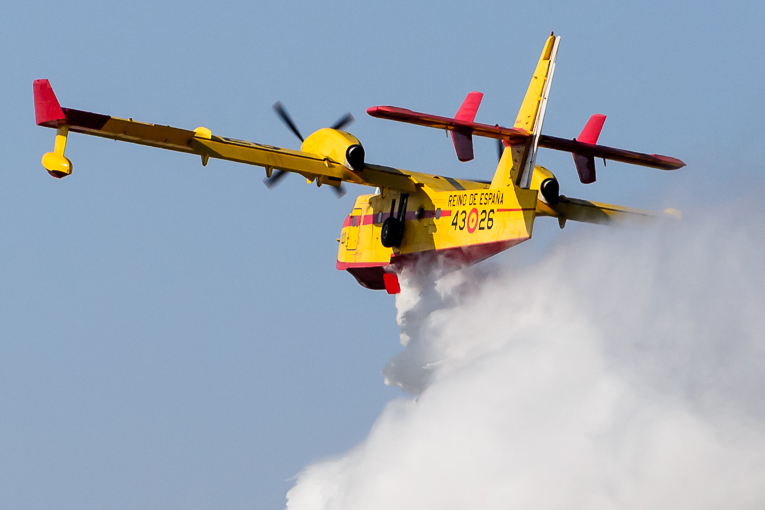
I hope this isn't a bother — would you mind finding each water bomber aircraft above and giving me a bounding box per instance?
[34,34,684,294]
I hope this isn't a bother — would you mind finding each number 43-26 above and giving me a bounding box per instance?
[451,209,494,231]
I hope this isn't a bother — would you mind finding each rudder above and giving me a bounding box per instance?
[491,34,560,189]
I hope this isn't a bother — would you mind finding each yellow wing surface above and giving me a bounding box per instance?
[536,194,666,227]
[32,79,481,195]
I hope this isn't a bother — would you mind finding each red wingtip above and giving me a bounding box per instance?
[33,79,66,126]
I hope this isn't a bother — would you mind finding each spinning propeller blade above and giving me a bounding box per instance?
[263,169,288,188]
[332,184,347,198]
[330,113,354,131]
[272,102,304,142]
[265,102,303,189]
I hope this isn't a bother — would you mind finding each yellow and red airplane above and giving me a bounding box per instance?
[34,34,684,294]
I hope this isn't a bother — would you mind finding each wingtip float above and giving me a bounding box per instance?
[34,34,685,294]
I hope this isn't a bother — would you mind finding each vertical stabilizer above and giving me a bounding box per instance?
[491,34,561,189]
[573,114,606,184]
[451,91,484,162]
[514,35,560,133]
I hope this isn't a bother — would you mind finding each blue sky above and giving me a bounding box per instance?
[1,1,764,509]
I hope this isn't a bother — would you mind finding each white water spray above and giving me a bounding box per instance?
[286,203,765,510]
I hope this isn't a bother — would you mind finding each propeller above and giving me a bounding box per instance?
[263,169,289,189]
[330,112,354,131]
[331,184,347,198]
[264,102,353,197]
[273,101,304,142]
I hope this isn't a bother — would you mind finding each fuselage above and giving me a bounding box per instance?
[337,180,539,290]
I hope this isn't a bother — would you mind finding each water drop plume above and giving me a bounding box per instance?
[287,201,765,510]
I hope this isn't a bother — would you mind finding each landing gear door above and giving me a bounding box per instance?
[346,208,362,251]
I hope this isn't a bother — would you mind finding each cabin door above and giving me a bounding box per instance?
[346,208,362,252]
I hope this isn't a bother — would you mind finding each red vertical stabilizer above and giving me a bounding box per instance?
[573,114,606,183]
[577,114,606,144]
[451,91,484,162]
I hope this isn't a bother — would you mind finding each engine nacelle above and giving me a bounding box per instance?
[529,166,559,204]
[301,128,365,171]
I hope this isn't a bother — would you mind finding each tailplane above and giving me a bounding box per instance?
[365,33,684,186]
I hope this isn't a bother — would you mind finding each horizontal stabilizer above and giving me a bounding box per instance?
[368,106,684,171]
[367,106,530,144]
[540,134,685,170]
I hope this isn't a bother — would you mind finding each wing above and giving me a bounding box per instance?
[34,79,481,194]
[535,195,674,226]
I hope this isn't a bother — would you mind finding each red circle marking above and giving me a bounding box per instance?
[467,208,479,233]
